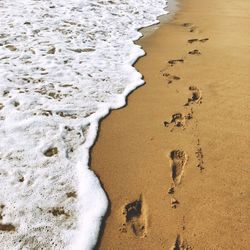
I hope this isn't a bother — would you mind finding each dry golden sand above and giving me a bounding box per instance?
[91,0,250,249]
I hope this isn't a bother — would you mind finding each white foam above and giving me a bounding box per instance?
[0,0,168,249]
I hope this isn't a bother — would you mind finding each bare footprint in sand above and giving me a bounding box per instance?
[120,195,147,238]
[168,59,184,67]
[171,234,192,250]
[181,23,198,33]
[167,151,187,208]
[188,49,201,55]
[200,38,209,43]
[182,23,193,27]
[185,86,202,106]
[188,38,209,44]
[163,73,181,84]
[187,38,199,44]
[163,112,193,131]
[169,150,187,186]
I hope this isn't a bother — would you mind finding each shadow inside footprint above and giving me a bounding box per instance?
[187,38,199,44]
[188,38,209,44]
[163,73,181,84]
[189,27,197,33]
[181,23,198,32]
[125,199,142,221]
[164,112,193,131]
[185,86,202,106]
[171,197,179,209]
[121,195,147,238]
[168,59,184,67]
[182,23,193,28]
[171,113,185,128]
[200,38,209,43]
[188,49,201,55]
[171,234,191,250]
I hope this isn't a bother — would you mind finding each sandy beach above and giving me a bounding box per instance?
[91,0,250,249]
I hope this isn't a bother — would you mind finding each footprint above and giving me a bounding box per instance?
[188,38,209,44]
[171,197,179,209]
[167,151,187,208]
[187,38,199,44]
[182,23,193,28]
[196,139,204,172]
[169,150,187,185]
[168,185,175,195]
[200,38,209,43]
[168,59,184,67]
[163,112,193,131]
[163,73,181,84]
[181,23,198,33]
[188,49,201,56]
[189,26,198,33]
[185,86,202,106]
[120,195,147,238]
[170,234,192,250]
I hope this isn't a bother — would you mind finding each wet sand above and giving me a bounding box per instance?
[91,0,250,249]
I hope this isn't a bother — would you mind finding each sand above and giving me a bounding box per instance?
[91,0,250,249]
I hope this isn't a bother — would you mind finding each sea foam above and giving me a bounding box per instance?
[0,0,167,249]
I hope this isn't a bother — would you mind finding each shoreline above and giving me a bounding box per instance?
[91,0,250,249]
[138,0,180,39]
[92,3,180,248]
